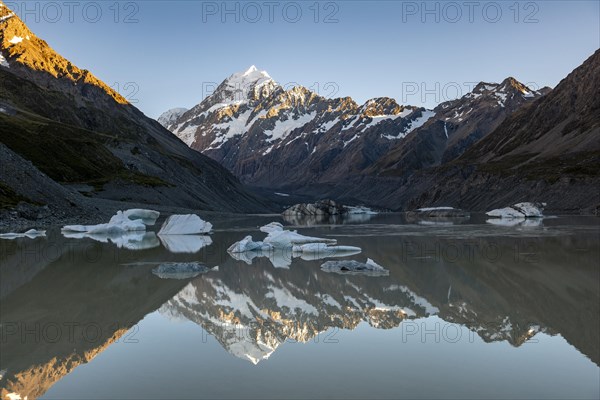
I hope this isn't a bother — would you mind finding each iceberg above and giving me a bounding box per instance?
[321,258,389,276]
[264,229,337,247]
[486,202,546,219]
[152,262,215,280]
[227,235,272,253]
[158,214,213,235]
[227,223,361,267]
[158,235,213,254]
[259,222,284,233]
[62,211,146,234]
[0,229,46,240]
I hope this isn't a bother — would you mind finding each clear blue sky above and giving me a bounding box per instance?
[8,0,599,117]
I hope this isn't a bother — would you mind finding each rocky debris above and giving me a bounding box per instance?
[320,259,389,276]
[486,202,546,219]
[283,200,347,217]
[152,262,215,280]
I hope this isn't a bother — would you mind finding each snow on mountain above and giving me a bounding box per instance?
[162,66,431,188]
[157,107,188,128]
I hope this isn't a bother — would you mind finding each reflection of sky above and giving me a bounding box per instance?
[44,314,599,399]
[13,1,600,116]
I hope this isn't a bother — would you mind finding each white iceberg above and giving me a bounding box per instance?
[152,262,215,280]
[227,235,272,253]
[158,235,213,254]
[346,206,378,215]
[62,211,146,234]
[259,222,284,233]
[264,229,337,247]
[486,202,546,219]
[158,214,212,235]
[123,209,160,225]
[228,224,361,267]
[320,258,389,276]
[0,229,46,240]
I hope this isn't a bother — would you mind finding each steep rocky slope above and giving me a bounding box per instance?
[347,50,600,212]
[0,3,270,214]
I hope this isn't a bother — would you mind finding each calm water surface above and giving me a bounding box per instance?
[1,213,599,399]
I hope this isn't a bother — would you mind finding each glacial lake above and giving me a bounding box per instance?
[1,213,599,399]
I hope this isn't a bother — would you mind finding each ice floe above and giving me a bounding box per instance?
[227,222,360,268]
[152,262,216,280]
[158,214,213,235]
[0,229,46,240]
[321,258,389,276]
[486,202,545,219]
[62,211,148,235]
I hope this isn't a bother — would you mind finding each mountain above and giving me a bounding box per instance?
[369,78,550,176]
[0,3,270,215]
[158,107,188,128]
[349,50,600,212]
[162,66,550,199]
[163,66,434,188]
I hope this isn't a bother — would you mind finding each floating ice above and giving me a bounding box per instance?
[159,235,213,254]
[158,214,213,235]
[346,206,378,215]
[0,229,46,240]
[123,209,160,225]
[62,211,147,235]
[259,222,284,234]
[227,235,272,253]
[228,223,360,267]
[486,202,545,219]
[152,262,215,280]
[264,229,337,247]
[321,258,389,276]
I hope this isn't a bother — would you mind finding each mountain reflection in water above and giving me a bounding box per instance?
[1,215,598,399]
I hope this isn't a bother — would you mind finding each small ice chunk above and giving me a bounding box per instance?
[158,214,212,235]
[0,229,46,240]
[152,262,215,280]
[486,202,545,219]
[159,235,213,253]
[264,230,337,247]
[321,258,389,276]
[259,222,284,233]
[346,206,378,215]
[227,236,272,253]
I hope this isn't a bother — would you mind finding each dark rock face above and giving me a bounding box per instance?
[0,5,270,213]
[283,199,347,216]
[370,77,548,176]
